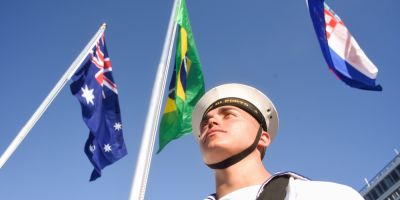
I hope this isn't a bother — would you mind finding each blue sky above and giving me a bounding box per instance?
[0,0,399,199]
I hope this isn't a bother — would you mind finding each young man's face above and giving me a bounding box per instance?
[198,105,261,164]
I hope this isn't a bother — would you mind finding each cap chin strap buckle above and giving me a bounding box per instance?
[206,125,263,169]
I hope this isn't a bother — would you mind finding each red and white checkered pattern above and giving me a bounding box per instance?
[324,9,344,39]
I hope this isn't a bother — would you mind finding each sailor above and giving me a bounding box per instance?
[192,83,364,200]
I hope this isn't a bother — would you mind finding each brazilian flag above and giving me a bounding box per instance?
[157,0,205,153]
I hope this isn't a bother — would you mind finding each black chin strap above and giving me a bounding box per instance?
[206,125,263,169]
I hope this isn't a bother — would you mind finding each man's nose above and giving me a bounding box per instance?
[207,116,220,128]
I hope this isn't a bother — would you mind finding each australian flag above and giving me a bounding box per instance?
[70,33,127,181]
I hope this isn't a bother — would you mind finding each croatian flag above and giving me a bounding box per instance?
[70,33,127,181]
[307,0,382,91]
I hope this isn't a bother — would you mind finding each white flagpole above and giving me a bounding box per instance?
[129,0,179,199]
[0,23,107,169]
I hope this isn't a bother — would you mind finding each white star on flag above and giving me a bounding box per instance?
[113,122,122,131]
[89,144,96,153]
[104,144,112,152]
[81,84,95,105]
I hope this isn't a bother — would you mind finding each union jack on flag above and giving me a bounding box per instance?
[70,33,127,181]
[91,36,118,94]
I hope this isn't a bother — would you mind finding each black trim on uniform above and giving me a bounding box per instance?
[256,175,289,200]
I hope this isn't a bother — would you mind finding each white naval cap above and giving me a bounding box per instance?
[192,83,279,141]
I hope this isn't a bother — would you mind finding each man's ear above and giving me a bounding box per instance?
[257,130,271,159]
[258,130,271,148]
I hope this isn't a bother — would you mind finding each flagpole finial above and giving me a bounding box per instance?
[100,23,107,30]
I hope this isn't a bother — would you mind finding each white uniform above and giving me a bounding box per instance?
[204,172,365,200]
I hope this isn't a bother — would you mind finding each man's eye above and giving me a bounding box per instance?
[200,119,208,128]
[224,113,236,118]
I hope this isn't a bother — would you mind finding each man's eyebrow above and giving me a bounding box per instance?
[204,106,240,118]
[218,106,240,113]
